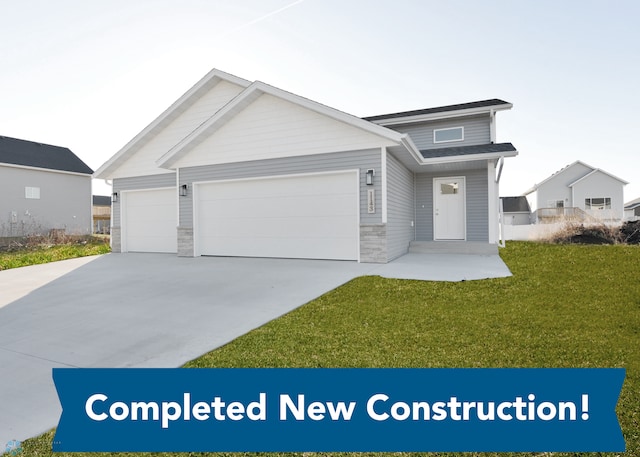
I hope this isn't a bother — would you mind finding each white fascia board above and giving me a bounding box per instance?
[2,162,92,177]
[369,103,513,127]
[156,82,264,169]
[419,150,518,166]
[400,135,424,164]
[569,168,629,187]
[253,81,408,142]
[95,69,251,179]
[527,160,591,191]
[157,80,413,169]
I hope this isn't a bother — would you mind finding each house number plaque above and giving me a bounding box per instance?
[367,189,375,214]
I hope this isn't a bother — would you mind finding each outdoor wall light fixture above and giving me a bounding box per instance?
[111,192,118,203]
[366,168,375,185]
[180,184,188,197]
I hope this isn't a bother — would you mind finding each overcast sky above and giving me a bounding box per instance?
[2,0,638,200]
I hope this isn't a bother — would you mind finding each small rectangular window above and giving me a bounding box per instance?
[434,126,464,143]
[441,182,459,195]
[25,187,40,199]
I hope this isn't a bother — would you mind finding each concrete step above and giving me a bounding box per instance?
[409,241,498,255]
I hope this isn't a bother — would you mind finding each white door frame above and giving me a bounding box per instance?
[433,176,466,241]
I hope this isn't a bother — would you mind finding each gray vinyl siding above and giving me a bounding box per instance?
[465,170,489,241]
[534,162,592,210]
[178,149,382,228]
[0,166,92,236]
[386,152,415,260]
[112,173,176,227]
[415,174,434,241]
[389,115,490,150]
[415,168,488,242]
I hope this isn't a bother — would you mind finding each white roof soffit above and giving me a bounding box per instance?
[418,149,518,166]
[157,80,418,169]
[369,102,513,127]
[94,69,251,179]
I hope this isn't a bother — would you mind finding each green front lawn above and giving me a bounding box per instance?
[22,242,640,456]
[0,240,110,271]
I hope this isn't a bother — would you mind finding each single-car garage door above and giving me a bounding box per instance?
[196,171,359,260]
[122,188,177,253]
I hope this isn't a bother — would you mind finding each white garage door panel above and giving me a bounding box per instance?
[199,195,355,219]
[202,215,354,238]
[197,172,358,260]
[124,189,177,253]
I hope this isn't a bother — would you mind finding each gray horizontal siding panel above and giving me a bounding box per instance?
[0,166,92,236]
[178,149,382,228]
[386,152,415,260]
[414,168,488,242]
[415,174,434,241]
[390,115,490,150]
[112,173,176,227]
[465,170,488,241]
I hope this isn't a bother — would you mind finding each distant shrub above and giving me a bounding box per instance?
[547,221,640,245]
[621,220,640,244]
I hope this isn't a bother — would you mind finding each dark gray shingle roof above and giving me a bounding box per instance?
[0,135,93,174]
[363,99,511,122]
[501,196,531,213]
[93,195,112,206]
[420,142,516,159]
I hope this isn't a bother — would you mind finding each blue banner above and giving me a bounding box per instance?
[53,368,625,452]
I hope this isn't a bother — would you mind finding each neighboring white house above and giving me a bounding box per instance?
[523,161,628,223]
[0,136,93,237]
[95,68,518,263]
[625,198,640,221]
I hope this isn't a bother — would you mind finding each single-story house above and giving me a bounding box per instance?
[93,195,112,234]
[0,135,93,237]
[523,161,628,223]
[95,69,518,263]
[625,198,640,221]
[500,196,532,225]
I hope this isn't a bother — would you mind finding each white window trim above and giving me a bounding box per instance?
[25,186,41,199]
[585,197,611,210]
[433,126,464,144]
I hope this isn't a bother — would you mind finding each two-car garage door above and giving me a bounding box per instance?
[195,171,359,260]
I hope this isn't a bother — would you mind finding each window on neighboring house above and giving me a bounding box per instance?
[25,186,40,199]
[434,126,464,143]
[547,200,564,208]
[585,197,611,210]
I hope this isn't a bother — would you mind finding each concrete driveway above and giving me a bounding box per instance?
[0,252,511,447]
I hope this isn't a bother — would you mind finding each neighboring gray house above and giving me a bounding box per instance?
[625,198,640,221]
[523,161,628,223]
[0,136,93,237]
[95,69,518,263]
[500,196,532,225]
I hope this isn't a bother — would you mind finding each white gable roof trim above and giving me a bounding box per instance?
[524,160,628,195]
[523,160,594,195]
[94,69,251,179]
[569,168,629,187]
[156,80,416,169]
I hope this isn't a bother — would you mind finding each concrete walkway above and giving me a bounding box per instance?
[0,252,511,448]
